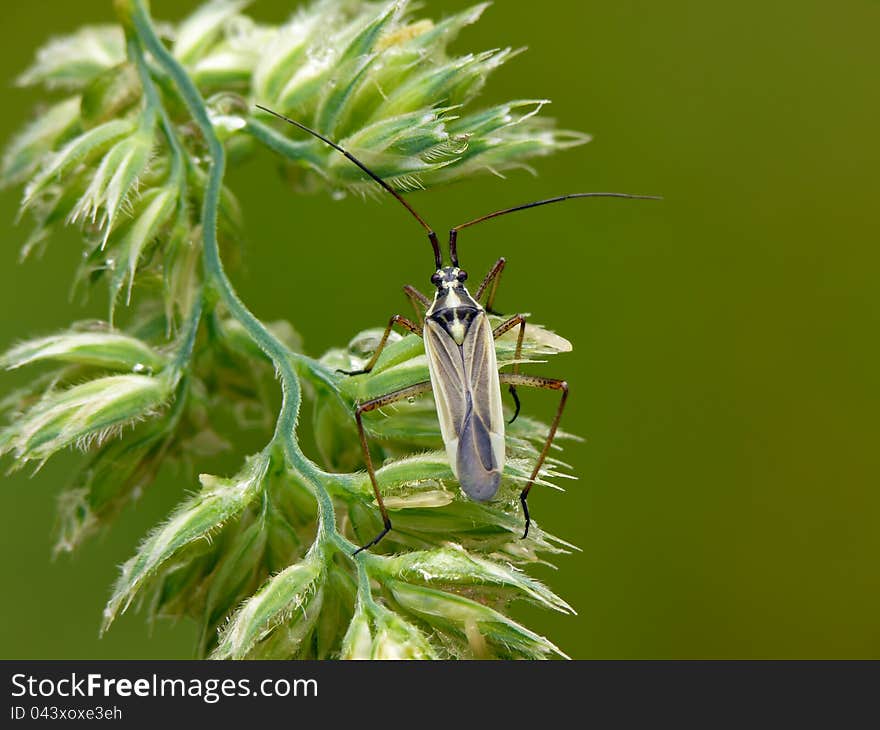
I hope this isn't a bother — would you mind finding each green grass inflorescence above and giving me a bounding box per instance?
[1,0,586,659]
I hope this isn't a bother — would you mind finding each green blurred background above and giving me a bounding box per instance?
[1,0,878,659]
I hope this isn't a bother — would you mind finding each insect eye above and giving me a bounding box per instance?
[457,270,468,282]
[431,273,442,285]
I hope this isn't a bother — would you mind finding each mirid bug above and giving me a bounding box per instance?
[256,105,658,554]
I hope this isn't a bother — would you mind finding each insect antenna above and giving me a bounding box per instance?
[255,105,443,268]
[448,192,662,266]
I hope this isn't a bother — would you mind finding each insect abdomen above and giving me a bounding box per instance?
[456,393,503,501]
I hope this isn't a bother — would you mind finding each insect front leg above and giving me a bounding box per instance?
[493,313,527,423]
[475,257,506,314]
[353,380,434,555]
[402,284,431,326]
[498,372,569,540]
[338,314,422,376]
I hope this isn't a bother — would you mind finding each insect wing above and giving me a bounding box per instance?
[423,312,505,501]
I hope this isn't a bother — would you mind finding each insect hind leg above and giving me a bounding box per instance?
[498,373,569,539]
[352,380,433,554]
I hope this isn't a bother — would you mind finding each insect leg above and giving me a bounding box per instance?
[493,314,527,423]
[475,257,506,314]
[338,314,422,376]
[403,284,431,326]
[353,380,434,555]
[498,373,569,539]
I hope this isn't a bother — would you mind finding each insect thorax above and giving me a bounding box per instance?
[431,306,481,346]
[427,278,483,346]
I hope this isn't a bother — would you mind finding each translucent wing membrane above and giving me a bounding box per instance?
[423,312,505,501]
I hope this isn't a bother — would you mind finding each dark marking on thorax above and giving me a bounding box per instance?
[430,306,480,344]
